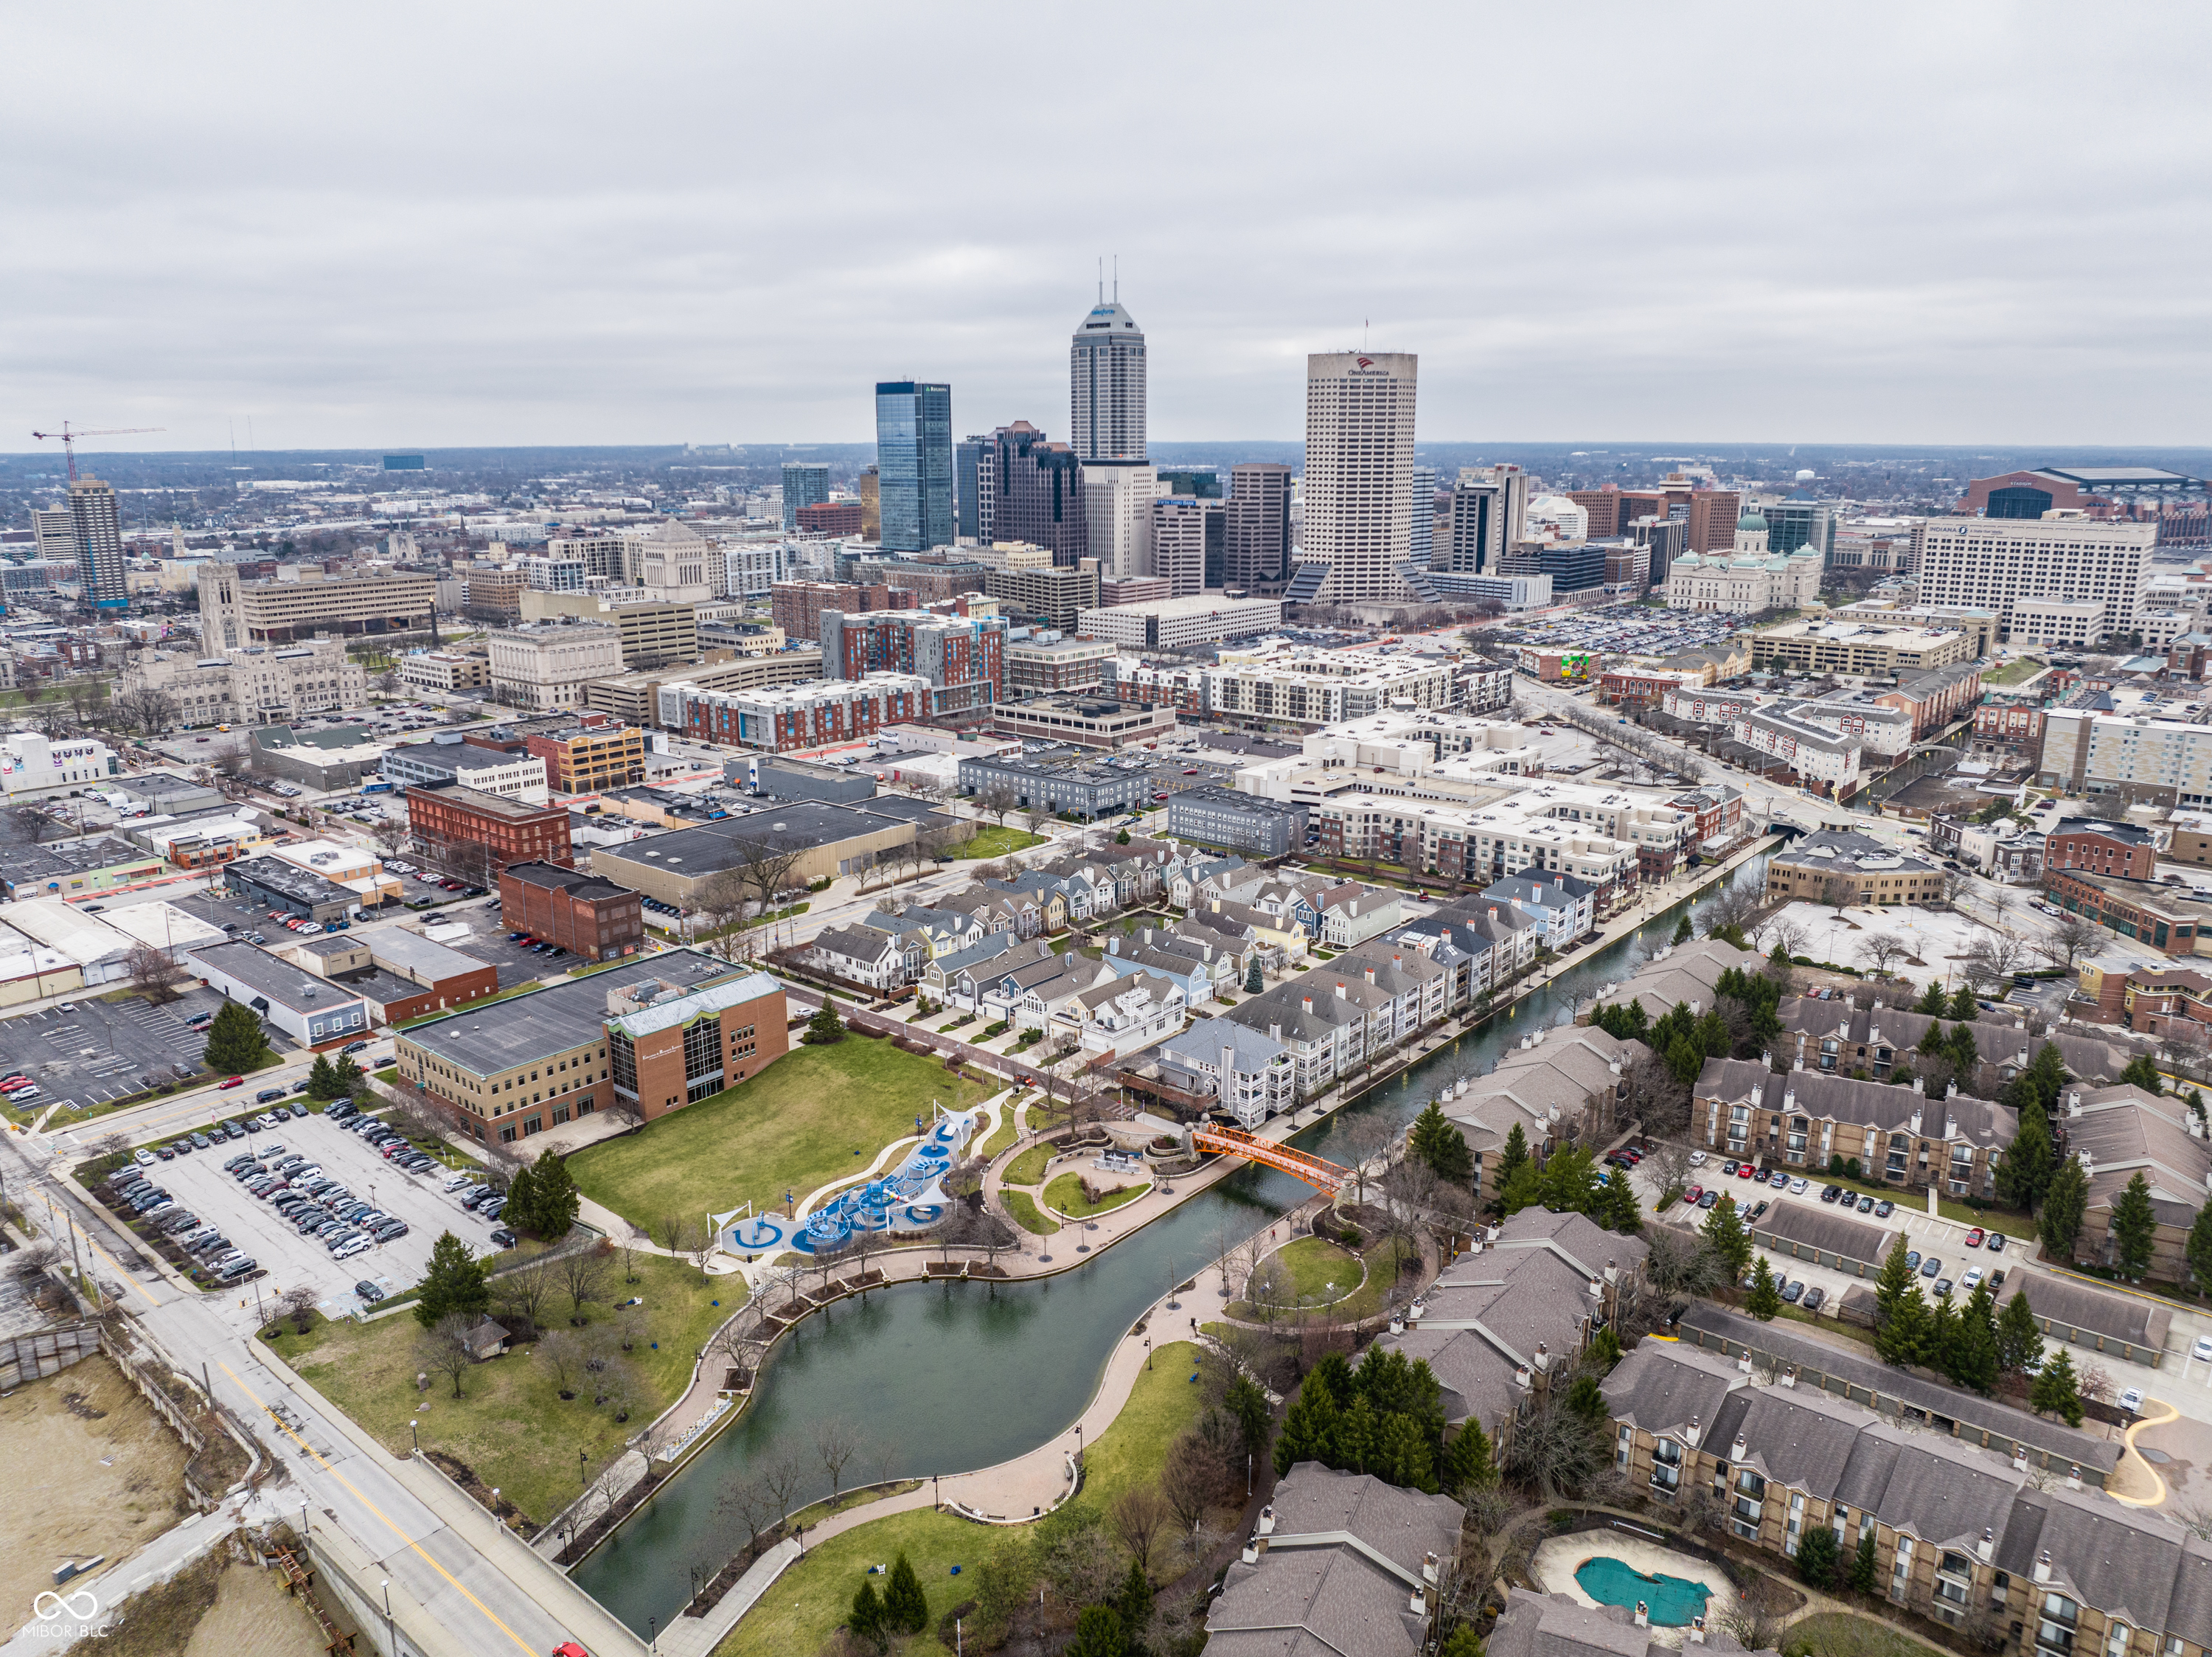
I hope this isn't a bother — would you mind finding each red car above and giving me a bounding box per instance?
[1965,1227,1986,1247]
[1685,1185,1704,1203]
[218,1076,245,1089]
[552,1644,591,1657]
[1738,1163,1756,1178]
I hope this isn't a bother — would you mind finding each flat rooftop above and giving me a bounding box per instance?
[187,939,368,1015]
[503,859,634,900]
[229,853,358,908]
[404,780,566,821]
[397,948,740,1077]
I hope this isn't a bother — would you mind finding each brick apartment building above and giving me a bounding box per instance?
[405,781,574,875]
[500,860,645,960]
[795,501,864,537]
[669,673,928,752]
[1971,701,2045,753]
[822,610,1004,715]
[770,581,915,645]
[2045,816,2159,882]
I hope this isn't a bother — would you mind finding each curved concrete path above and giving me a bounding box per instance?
[2111,1396,2180,1507]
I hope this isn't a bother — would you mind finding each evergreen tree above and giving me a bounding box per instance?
[1444,1421,1496,1494]
[2122,1055,2166,1095]
[849,1579,886,1650]
[1702,1195,1753,1277]
[1874,1258,1930,1368]
[1115,829,1131,846]
[1913,980,1948,1015]
[1335,1395,1378,1476]
[502,1160,540,1236]
[1745,1255,1782,1320]
[2190,1088,2208,1124]
[305,1053,341,1100]
[521,1148,580,1238]
[1598,1172,1643,1234]
[2031,1347,2086,1427]
[1564,1374,1610,1430]
[1850,1530,1879,1594]
[333,1054,364,1093]
[1925,1293,1956,1380]
[203,1001,273,1074]
[414,1230,491,1329]
[1947,1280,2001,1394]
[1997,1098,2056,1213]
[1226,1374,1273,1467]
[804,1004,846,1045]
[1592,999,1650,1043]
[1308,1352,1354,1406]
[1066,1605,1125,1657]
[1440,1628,1486,1657]
[1496,1122,1530,1190]
[1409,1101,1472,1185]
[2186,1202,2212,1297]
[1537,1143,1601,1214]
[1275,1375,1343,1474]
[1948,984,1980,1021]
[1245,957,1263,996]
[1374,1412,1439,1493]
[1794,1525,1842,1591]
[883,1553,929,1633]
[1116,1557,1152,1651]
[2110,1170,2157,1279]
[1947,1022,1980,1077]
[1996,1286,2044,1374]
[1497,1158,1543,1216]
[1586,1327,1624,1373]
[1672,913,1693,945]
[2041,1156,2090,1260]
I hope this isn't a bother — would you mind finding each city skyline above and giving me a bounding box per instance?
[7,5,2211,454]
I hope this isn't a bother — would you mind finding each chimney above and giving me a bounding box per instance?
[1270,1022,1281,1043]
[2068,1091,2083,1117]
[1910,1104,1924,1136]
[1363,966,1376,985]
[1587,1276,1604,1300]
[1869,1024,1881,1048]
[1945,1110,1957,1139]
[1604,1258,1619,1284]
[1335,982,1346,1000]
[1241,1538,1259,1565]
[1514,1363,1533,1391]
[1635,1602,1650,1629]
[1751,1083,1764,1109]
[1258,1504,1276,1537]
[2067,1465,2082,1491]
[2034,1550,2053,1584]
[1738,1352,1753,1374]
[1795,1055,1805,1071]
[1978,1526,1995,1563]
[1686,1417,1702,1448]
[1947,1080,1959,1100]
[1781,1366,1798,1388]
[1689,999,1702,1015]
[1783,1085,1795,1113]
[1912,1076,1924,1095]
[1731,1434,1748,1460]
[1425,1552,1439,1586]
[1534,1341,1551,1372]
[1690,1618,1708,1646]
[2012,1448,2028,1472]
[1301,996,1312,1013]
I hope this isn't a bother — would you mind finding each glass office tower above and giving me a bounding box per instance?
[874,382,953,552]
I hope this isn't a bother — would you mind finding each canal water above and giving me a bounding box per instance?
[575,860,1765,1632]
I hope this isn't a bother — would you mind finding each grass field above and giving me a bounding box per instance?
[717,1342,1208,1657]
[1004,1190,1057,1234]
[948,825,1047,861]
[1004,1144,1055,1187]
[977,1116,1020,1160]
[568,1040,987,1232]
[1043,1172,1149,1218]
[1784,1613,1947,1657]
[1259,1237,1362,1305]
[262,1254,732,1523]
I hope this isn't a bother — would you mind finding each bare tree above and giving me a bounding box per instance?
[1964,932,2028,993]
[618,1223,649,1285]
[759,1451,804,1532]
[975,782,1018,831]
[1109,1484,1172,1572]
[730,838,804,922]
[655,1213,698,1256]
[556,1248,610,1324]
[276,1284,319,1333]
[1854,932,1910,981]
[2037,911,2103,974]
[537,1329,584,1397]
[814,1416,863,1510]
[493,1259,557,1333]
[1160,1431,1228,1539]
[1703,883,1762,939]
[715,1471,778,1563]
[419,1313,477,1398]
[1335,1111,1395,1208]
[1759,914,1809,961]
[1938,869,1975,911]
[1822,874,1860,911]
[124,942,181,1006]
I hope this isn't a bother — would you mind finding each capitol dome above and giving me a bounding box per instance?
[1738,509,1768,532]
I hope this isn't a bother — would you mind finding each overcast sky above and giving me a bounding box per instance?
[7,3,2209,455]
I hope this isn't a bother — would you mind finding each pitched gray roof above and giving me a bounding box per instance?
[1694,1057,2017,1150]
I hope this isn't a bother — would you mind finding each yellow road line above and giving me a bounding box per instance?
[217,1358,539,1656]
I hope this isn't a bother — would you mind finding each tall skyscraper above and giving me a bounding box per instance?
[29,506,75,565]
[69,477,126,609]
[1070,299,1147,462]
[874,381,953,552]
[1080,461,1157,578]
[1296,352,1417,603]
[781,462,830,531]
[990,423,1087,566]
[858,465,880,541]
[1226,463,1294,591]
[956,434,993,544]
[1151,498,1215,598]
[1439,465,1528,574]
[1409,465,1436,565]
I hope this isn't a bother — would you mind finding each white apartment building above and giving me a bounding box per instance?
[1313,792,1639,892]
[1298,351,1416,604]
[397,651,492,695]
[1150,497,1208,598]
[723,541,776,600]
[1728,704,1865,792]
[1077,594,1284,652]
[1915,515,2157,642]
[487,621,625,712]
[1205,645,1455,728]
[1079,461,1156,580]
[519,555,587,592]
[2037,708,2212,807]
[117,637,367,726]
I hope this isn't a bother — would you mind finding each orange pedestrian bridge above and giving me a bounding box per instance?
[1189,1123,1353,1192]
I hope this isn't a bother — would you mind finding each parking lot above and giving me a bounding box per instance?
[0,988,239,1119]
[1494,600,1758,663]
[133,1104,506,1320]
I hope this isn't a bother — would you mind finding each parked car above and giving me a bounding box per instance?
[1781,1280,1806,1304]
[355,1280,386,1304]
[1920,1256,1942,1278]
[2120,1387,2145,1414]
[1965,1227,1986,1248]
[1986,1232,2007,1252]
[1697,1190,1719,1209]
[1688,1150,1706,1167]
[1820,1185,1842,1203]
[1874,1199,1894,1217]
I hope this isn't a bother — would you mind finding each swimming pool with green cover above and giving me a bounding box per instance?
[1573,1555,1713,1626]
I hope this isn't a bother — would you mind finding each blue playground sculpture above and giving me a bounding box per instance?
[726,1107,977,1256]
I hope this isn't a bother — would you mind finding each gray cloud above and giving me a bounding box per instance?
[5,1,2208,451]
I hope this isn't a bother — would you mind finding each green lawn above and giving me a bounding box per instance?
[1983,658,2048,687]
[568,1040,988,1232]
[948,825,1047,861]
[1004,1144,1055,1187]
[1256,1237,1363,1306]
[262,1254,734,1523]
[1043,1172,1149,1218]
[717,1343,1208,1657]
[977,1117,1020,1161]
[1004,1191,1057,1234]
[1784,1613,1949,1657]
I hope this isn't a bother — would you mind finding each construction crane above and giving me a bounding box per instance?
[29,421,165,482]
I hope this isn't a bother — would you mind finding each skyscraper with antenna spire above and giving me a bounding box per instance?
[1070,268,1146,462]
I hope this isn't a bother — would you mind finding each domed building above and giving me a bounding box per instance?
[1664,506,1822,614]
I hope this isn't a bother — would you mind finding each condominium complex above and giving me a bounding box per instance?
[1915,515,2157,642]
[770,580,916,644]
[1295,351,1416,604]
[198,563,438,647]
[984,560,1100,629]
[820,609,1005,714]
[2038,707,2212,807]
[1206,646,1456,729]
[1005,635,1116,695]
[486,621,625,712]
[664,672,929,752]
[780,462,829,531]
[579,650,824,726]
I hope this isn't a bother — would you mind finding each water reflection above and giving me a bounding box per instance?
[574,859,1765,1630]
